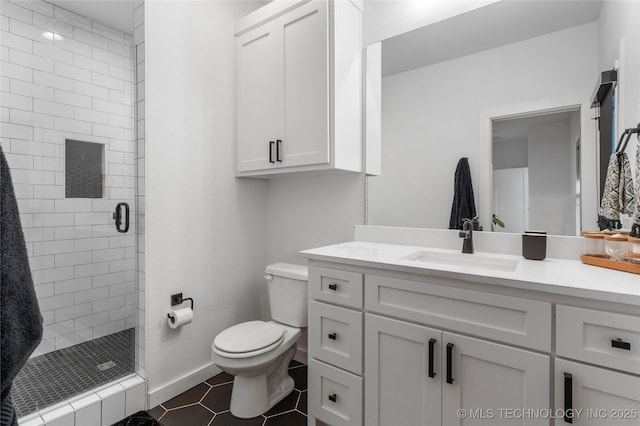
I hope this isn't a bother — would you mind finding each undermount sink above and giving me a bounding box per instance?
[402,250,520,273]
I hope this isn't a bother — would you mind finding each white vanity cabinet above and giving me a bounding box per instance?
[364,275,551,426]
[365,314,550,426]
[302,236,640,426]
[308,267,364,426]
[235,0,363,177]
[307,267,552,426]
[554,306,640,425]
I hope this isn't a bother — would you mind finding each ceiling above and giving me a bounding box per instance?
[49,0,134,35]
[383,0,604,77]
[49,0,603,72]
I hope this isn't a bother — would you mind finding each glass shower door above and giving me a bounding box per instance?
[1,0,138,416]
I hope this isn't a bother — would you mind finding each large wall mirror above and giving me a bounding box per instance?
[365,0,639,236]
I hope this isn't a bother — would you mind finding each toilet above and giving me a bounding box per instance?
[211,263,308,418]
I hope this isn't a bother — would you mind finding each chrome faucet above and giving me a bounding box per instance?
[459,218,475,254]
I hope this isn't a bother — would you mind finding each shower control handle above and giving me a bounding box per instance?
[113,202,129,233]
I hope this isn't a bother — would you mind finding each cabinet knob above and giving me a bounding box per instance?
[328,332,337,340]
[328,283,338,291]
[328,393,337,403]
[611,338,631,351]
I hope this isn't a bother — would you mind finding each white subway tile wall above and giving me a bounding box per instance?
[133,0,145,377]
[0,0,137,356]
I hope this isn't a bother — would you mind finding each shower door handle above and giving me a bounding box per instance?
[113,202,130,233]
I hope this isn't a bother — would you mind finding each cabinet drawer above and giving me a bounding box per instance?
[310,267,363,309]
[308,359,363,426]
[309,301,363,374]
[557,305,640,375]
[365,275,551,352]
[555,358,640,426]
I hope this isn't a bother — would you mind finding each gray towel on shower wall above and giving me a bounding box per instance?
[0,146,43,397]
[449,157,477,230]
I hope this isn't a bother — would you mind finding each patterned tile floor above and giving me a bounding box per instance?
[148,361,307,426]
[12,328,135,418]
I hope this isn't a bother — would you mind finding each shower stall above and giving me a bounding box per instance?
[1,0,145,421]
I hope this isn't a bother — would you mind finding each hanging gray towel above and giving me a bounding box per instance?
[449,157,477,230]
[598,151,636,230]
[1,146,43,422]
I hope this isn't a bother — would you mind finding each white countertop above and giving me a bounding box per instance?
[300,241,640,306]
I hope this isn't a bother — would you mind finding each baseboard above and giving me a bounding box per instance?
[294,347,307,364]
[147,362,219,408]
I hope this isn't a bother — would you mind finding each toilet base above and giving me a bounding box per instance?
[229,343,297,418]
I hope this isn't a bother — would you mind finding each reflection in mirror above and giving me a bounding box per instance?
[365,0,639,236]
[492,110,581,236]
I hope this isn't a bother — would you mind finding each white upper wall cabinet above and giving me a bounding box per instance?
[235,0,363,177]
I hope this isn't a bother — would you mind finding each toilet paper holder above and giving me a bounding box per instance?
[168,292,194,319]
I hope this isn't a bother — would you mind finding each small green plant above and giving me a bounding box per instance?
[492,214,505,231]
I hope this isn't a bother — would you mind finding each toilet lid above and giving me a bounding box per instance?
[214,321,284,354]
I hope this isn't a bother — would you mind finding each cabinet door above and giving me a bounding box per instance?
[555,358,640,425]
[237,24,278,172]
[365,314,442,426]
[442,332,550,425]
[275,0,329,168]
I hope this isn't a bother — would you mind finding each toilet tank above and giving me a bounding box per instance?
[265,263,308,327]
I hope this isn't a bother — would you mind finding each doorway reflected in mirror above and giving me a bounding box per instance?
[492,109,581,236]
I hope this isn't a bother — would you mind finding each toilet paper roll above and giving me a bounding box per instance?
[167,307,193,329]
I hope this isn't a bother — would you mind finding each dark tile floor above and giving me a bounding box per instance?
[148,361,307,426]
[12,328,135,418]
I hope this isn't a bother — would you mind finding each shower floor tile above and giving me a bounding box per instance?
[149,361,307,426]
[12,328,136,418]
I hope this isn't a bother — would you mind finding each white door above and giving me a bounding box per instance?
[365,314,442,426]
[442,332,550,425]
[493,167,529,233]
[275,0,329,168]
[236,24,278,172]
[555,359,640,426]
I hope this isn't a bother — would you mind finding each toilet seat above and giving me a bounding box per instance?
[213,321,285,359]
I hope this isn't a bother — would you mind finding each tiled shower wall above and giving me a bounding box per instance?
[0,0,137,356]
[133,0,145,377]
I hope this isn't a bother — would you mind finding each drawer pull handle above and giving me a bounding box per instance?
[611,338,631,351]
[446,343,454,384]
[328,393,337,403]
[564,373,573,423]
[328,333,337,340]
[428,338,436,378]
[328,283,338,291]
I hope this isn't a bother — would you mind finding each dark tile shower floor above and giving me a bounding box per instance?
[147,361,307,426]
[12,328,136,418]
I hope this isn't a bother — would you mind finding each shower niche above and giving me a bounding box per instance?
[65,139,104,199]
